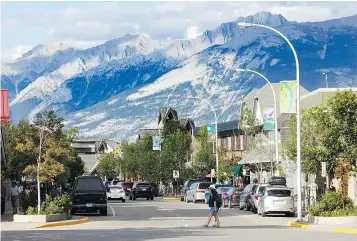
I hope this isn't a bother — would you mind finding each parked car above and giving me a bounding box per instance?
[150,182,159,197]
[186,182,212,203]
[251,184,268,213]
[216,186,233,201]
[131,182,154,200]
[257,186,295,217]
[205,184,233,203]
[106,185,126,202]
[224,187,244,208]
[71,175,107,216]
[180,179,203,201]
[111,179,123,186]
[239,183,259,211]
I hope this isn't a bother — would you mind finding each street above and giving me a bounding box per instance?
[2,198,355,241]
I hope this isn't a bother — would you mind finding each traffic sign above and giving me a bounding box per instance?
[321,162,326,177]
[173,170,179,178]
[114,147,121,155]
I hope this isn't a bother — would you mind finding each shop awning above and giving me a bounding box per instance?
[233,164,243,176]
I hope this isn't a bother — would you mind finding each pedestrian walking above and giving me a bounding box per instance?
[9,182,20,214]
[203,185,221,228]
[1,183,6,215]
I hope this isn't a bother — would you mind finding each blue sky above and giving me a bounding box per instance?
[2,1,357,62]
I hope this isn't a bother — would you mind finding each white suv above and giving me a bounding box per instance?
[257,186,295,217]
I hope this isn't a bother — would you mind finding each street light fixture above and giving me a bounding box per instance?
[237,69,279,173]
[237,22,302,221]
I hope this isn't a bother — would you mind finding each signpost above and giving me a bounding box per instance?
[173,170,179,197]
[321,162,326,177]
[210,169,215,183]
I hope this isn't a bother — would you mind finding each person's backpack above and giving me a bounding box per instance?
[215,192,222,209]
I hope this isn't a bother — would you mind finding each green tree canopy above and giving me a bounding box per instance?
[96,154,120,178]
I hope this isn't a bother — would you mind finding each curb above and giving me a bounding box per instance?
[331,228,357,233]
[163,197,181,200]
[287,220,311,229]
[34,217,88,229]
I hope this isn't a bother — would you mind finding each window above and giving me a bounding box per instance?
[75,178,103,191]
[267,189,291,197]
[258,186,266,194]
[198,183,211,189]
[227,136,232,150]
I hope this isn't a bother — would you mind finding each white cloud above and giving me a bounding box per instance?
[2,1,357,56]
[185,26,201,39]
[1,45,34,63]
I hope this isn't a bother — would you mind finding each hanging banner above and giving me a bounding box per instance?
[207,124,216,134]
[152,136,161,151]
[262,107,275,131]
[280,80,297,113]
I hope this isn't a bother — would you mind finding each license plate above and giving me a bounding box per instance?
[142,189,146,191]
[86,203,94,207]
[274,201,284,204]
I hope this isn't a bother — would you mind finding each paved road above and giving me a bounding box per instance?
[2,198,355,241]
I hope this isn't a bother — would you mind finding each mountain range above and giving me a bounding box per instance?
[2,11,357,141]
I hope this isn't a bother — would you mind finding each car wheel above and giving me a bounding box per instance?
[122,199,126,203]
[146,197,150,200]
[150,196,154,200]
[229,200,232,209]
[70,208,76,215]
[239,203,244,210]
[133,196,136,201]
[100,208,107,216]
[181,197,184,202]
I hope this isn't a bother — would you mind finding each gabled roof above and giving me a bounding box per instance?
[158,107,178,125]
[179,118,195,130]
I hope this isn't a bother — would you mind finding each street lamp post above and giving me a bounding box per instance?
[322,70,328,88]
[238,22,302,221]
[237,69,279,173]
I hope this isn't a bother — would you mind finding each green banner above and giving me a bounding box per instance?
[262,107,275,131]
[280,81,297,113]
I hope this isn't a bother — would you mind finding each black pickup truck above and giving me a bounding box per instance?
[71,176,108,216]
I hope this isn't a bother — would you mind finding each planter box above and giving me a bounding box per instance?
[306,214,357,225]
[13,213,69,223]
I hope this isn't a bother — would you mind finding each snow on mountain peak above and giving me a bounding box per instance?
[236,11,288,27]
[19,42,76,60]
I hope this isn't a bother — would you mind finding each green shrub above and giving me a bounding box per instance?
[25,206,37,215]
[308,191,357,217]
[41,194,71,215]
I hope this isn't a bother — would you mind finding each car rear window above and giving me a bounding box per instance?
[218,187,232,193]
[258,186,266,194]
[75,178,103,191]
[137,183,150,187]
[267,189,291,197]
[251,185,258,192]
[112,180,120,185]
[198,183,211,189]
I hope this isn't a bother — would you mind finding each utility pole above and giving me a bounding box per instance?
[322,70,328,88]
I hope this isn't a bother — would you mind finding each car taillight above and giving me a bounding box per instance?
[232,195,237,199]
[197,190,205,193]
[123,186,128,191]
[255,195,259,200]
[248,195,251,199]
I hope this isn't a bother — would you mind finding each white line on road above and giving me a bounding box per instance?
[108,205,116,217]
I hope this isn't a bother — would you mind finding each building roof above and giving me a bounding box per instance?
[301,87,357,110]
[158,107,178,125]
[138,128,159,139]
[105,140,120,149]
[193,120,239,136]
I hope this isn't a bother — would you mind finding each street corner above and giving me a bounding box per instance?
[287,220,311,229]
[34,216,88,229]
[331,227,357,234]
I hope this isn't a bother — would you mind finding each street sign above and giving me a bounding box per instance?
[114,147,121,155]
[173,170,179,178]
[211,169,215,177]
[321,162,326,177]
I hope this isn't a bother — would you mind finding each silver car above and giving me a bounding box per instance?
[186,182,211,203]
[257,186,295,217]
[251,184,268,213]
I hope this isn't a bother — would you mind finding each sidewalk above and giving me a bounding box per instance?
[288,220,357,233]
[1,211,40,231]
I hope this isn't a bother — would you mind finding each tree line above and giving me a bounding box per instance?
[96,120,236,184]
[1,110,85,184]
